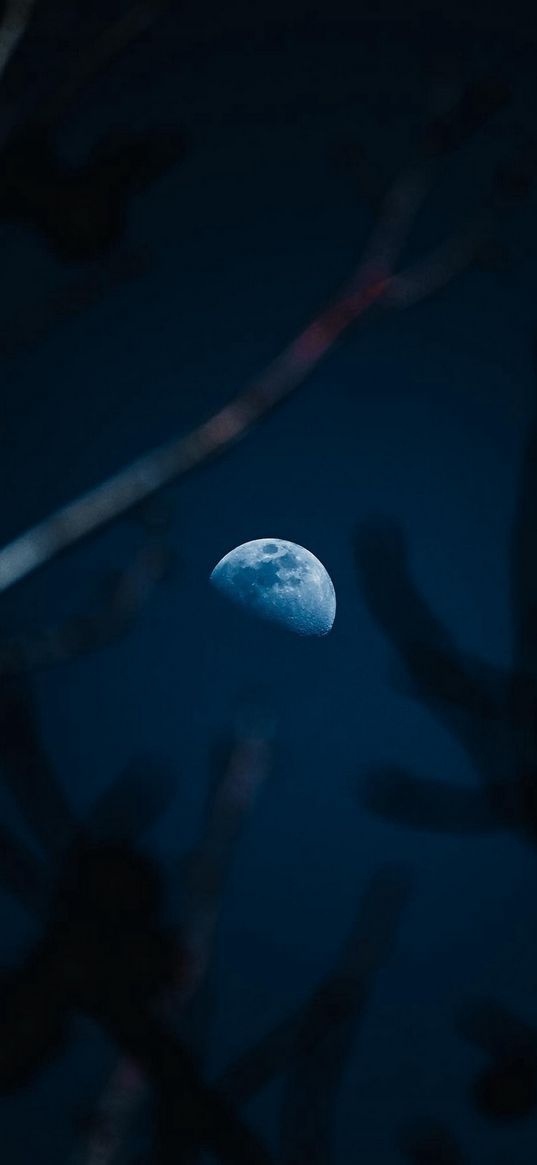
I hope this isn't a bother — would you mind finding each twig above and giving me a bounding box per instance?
[0,0,37,84]
[0,68,527,596]
[75,700,274,1165]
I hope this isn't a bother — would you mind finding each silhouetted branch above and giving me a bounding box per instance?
[354,416,537,848]
[75,696,275,1165]
[0,672,76,854]
[362,768,502,834]
[458,998,537,1121]
[0,537,173,678]
[399,1122,466,1165]
[278,864,411,1165]
[510,335,537,675]
[0,67,532,595]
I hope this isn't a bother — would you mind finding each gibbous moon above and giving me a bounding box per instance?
[210,538,336,636]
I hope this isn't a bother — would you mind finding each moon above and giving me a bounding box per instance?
[210,538,336,636]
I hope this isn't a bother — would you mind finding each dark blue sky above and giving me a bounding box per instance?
[1,4,537,1163]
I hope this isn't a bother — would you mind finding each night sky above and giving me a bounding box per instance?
[1,1,537,1162]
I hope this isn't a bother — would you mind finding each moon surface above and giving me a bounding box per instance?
[210,538,336,636]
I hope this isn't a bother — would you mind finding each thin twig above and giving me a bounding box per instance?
[0,0,37,84]
[0,68,525,595]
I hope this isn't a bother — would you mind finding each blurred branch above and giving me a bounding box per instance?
[40,0,172,128]
[0,61,530,595]
[219,865,411,1109]
[354,336,537,848]
[278,865,410,1165]
[0,537,173,676]
[75,697,275,1165]
[0,248,152,359]
[399,1122,466,1165]
[0,0,173,147]
[0,672,76,854]
[0,0,36,84]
